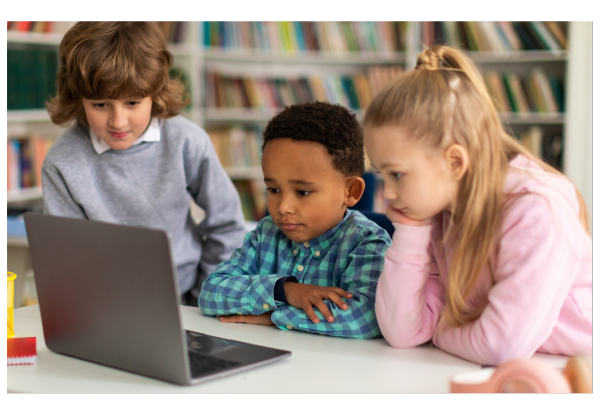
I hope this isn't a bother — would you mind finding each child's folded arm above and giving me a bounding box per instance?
[270,229,390,339]
[375,224,445,348]
[198,227,287,316]
[41,164,87,218]
[270,293,380,339]
[432,196,585,366]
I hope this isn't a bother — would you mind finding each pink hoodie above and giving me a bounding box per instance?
[375,155,592,365]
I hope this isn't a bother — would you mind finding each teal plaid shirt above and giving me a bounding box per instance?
[199,210,391,339]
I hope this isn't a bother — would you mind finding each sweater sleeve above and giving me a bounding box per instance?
[432,194,584,365]
[186,134,247,281]
[41,164,87,218]
[375,223,445,348]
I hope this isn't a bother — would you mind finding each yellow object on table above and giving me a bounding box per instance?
[8,272,17,338]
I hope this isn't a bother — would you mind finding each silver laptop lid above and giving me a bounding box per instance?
[24,213,191,385]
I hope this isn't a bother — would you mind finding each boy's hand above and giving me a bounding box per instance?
[386,205,432,226]
[218,312,275,326]
[284,282,353,324]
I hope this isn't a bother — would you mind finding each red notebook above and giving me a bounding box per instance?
[7,337,37,365]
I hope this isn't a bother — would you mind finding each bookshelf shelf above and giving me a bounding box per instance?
[7,31,63,46]
[203,49,405,65]
[7,187,43,203]
[499,112,565,125]
[168,44,193,56]
[7,110,52,123]
[204,108,366,123]
[224,166,264,180]
[468,50,568,63]
[203,108,279,123]
[7,237,29,247]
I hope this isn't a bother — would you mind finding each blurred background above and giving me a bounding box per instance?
[6,21,592,308]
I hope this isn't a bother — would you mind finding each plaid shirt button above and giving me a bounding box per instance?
[263,303,270,310]
[297,265,304,271]
[293,249,297,255]
[237,313,242,315]
[304,241,310,247]
[286,324,293,329]
[315,251,321,256]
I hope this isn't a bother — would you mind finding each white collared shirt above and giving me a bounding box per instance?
[90,118,161,154]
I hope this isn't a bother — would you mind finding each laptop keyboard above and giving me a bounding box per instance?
[188,352,242,378]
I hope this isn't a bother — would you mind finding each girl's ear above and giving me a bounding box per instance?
[344,176,366,208]
[444,144,470,181]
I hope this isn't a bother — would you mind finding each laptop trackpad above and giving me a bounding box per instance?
[185,330,243,378]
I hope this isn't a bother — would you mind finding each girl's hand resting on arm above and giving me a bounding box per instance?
[386,205,433,227]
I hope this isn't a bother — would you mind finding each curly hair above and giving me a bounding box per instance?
[262,102,364,177]
[46,21,190,127]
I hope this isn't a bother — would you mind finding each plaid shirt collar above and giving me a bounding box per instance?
[288,209,353,258]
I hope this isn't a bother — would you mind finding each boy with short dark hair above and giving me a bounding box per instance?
[199,102,391,339]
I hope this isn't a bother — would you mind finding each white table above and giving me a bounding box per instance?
[8,305,568,393]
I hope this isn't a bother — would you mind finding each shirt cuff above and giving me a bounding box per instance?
[389,223,432,256]
[273,276,299,304]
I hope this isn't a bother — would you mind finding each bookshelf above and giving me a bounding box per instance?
[6,21,592,224]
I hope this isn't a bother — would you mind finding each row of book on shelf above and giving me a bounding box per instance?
[159,21,187,44]
[7,21,55,33]
[7,137,54,191]
[8,21,568,54]
[7,48,58,110]
[207,126,263,168]
[418,21,568,52]
[484,68,563,114]
[204,66,404,111]
[203,21,406,54]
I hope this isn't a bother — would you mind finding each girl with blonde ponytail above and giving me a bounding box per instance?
[365,45,591,365]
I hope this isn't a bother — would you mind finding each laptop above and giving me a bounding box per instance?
[24,213,291,386]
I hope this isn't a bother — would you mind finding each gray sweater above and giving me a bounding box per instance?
[41,116,247,296]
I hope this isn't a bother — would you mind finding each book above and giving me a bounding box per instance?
[520,126,543,159]
[512,22,541,50]
[441,21,461,49]
[533,68,558,113]
[9,140,22,191]
[507,73,530,113]
[484,71,511,113]
[542,129,563,169]
[202,21,405,54]
[543,21,568,49]
[479,21,506,52]
[483,69,563,115]
[7,337,38,365]
[7,48,58,110]
[7,137,54,190]
[502,74,517,112]
[528,74,548,113]
[530,21,561,51]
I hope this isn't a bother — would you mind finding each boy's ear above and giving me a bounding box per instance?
[344,176,365,208]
